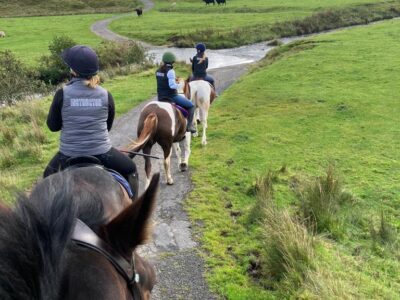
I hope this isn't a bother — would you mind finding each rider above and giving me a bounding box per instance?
[43,45,138,197]
[190,43,215,88]
[156,52,196,133]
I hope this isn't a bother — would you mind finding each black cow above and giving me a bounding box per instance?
[135,8,143,16]
[203,0,215,5]
[216,0,226,5]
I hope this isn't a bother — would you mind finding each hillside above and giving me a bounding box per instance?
[0,0,141,17]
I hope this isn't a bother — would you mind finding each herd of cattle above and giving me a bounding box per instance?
[203,0,227,5]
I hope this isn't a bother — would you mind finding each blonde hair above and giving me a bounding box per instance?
[84,75,100,89]
[197,53,207,64]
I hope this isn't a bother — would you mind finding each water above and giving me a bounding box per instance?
[146,37,303,69]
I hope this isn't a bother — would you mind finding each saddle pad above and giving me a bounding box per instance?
[172,104,189,118]
[108,170,133,198]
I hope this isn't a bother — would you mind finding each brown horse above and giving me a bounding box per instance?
[0,167,159,299]
[127,101,191,186]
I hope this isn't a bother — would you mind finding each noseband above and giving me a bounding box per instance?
[71,219,142,300]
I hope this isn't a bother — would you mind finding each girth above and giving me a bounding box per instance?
[71,219,142,300]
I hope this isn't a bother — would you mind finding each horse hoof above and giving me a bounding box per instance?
[201,140,207,146]
[192,132,198,137]
[167,180,174,185]
[179,163,188,172]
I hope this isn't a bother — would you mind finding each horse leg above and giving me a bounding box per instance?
[201,108,208,146]
[180,132,192,171]
[173,142,182,166]
[163,147,174,185]
[143,145,152,189]
[193,107,199,138]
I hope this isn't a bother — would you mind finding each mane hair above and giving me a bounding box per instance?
[0,167,122,299]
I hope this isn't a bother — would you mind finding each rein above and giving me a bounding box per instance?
[72,219,142,300]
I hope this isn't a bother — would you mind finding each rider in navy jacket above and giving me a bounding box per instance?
[190,43,215,88]
[156,52,196,133]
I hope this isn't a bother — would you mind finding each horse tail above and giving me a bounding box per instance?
[128,113,158,154]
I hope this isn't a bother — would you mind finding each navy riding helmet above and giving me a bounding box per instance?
[195,43,206,53]
[62,45,99,77]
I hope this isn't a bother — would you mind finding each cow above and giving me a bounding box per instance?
[203,0,215,5]
[135,8,143,16]
[216,0,226,5]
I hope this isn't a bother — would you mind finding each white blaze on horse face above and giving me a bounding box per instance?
[152,101,176,136]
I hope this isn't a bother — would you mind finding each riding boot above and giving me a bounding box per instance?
[187,106,197,133]
[127,170,139,199]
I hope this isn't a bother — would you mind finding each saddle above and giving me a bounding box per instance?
[159,98,189,118]
[65,156,134,198]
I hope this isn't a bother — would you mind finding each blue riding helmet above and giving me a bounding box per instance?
[62,45,99,77]
[195,43,206,53]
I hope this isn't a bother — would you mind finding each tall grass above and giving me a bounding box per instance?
[298,166,354,239]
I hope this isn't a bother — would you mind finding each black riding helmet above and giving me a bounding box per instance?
[61,45,99,77]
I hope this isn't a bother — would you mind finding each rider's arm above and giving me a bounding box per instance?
[167,69,183,90]
[205,57,209,69]
[107,92,115,131]
[46,89,63,132]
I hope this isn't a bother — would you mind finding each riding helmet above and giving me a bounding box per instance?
[162,52,176,64]
[195,43,206,53]
[61,45,99,77]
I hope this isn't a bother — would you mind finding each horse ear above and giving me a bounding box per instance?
[102,173,160,254]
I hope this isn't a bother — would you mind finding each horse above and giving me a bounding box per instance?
[0,166,159,300]
[127,100,191,187]
[216,0,226,5]
[203,0,215,5]
[182,78,214,146]
[135,8,143,16]
[0,31,5,38]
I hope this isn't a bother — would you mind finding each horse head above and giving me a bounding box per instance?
[0,167,159,299]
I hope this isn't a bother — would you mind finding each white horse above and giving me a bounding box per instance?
[0,31,5,38]
[182,79,214,146]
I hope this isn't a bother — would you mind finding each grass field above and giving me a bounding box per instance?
[110,0,398,48]
[187,19,400,299]
[0,14,113,65]
[0,0,141,17]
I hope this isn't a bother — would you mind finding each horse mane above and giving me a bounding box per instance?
[0,167,120,299]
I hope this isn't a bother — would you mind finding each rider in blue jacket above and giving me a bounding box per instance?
[156,52,196,133]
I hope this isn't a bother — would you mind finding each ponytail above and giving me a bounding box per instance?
[84,74,100,88]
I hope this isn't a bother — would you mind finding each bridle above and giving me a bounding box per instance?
[71,219,143,300]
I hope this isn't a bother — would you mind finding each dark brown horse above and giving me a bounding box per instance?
[127,101,191,186]
[0,167,159,299]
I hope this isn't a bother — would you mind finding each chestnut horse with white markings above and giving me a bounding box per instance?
[127,101,191,186]
[182,78,215,146]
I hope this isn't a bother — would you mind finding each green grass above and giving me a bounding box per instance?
[187,19,400,299]
[0,14,114,65]
[0,0,141,17]
[110,0,397,48]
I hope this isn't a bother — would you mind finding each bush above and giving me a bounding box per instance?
[298,166,354,239]
[96,40,146,69]
[37,35,76,85]
[0,50,46,104]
